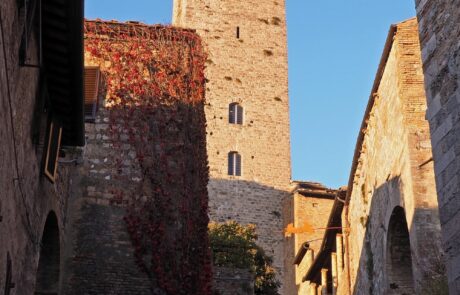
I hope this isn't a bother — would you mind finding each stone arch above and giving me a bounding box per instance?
[34,211,60,295]
[386,206,414,294]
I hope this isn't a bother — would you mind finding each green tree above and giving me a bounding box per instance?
[208,221,280,295]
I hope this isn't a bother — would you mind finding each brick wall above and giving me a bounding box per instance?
[415,1,460,292]
[0,1,76,294]
[340,19,442,294]
[172,0,291,289]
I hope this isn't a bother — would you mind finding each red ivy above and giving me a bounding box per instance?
[85,20,212,295]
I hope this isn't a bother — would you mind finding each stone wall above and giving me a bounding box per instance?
[0,0,84,294]
[172,0,291,289]
[213,267,254,295]
[339,19,443,295]
[415,1,460,292]
[0,0,77,294]
[62,21,211,294]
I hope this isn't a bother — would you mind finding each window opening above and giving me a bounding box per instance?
[84,67,101,122]
[229,103,243,124]
[228,152,241,176]
[19,0,42,67]
[236,26,240,39]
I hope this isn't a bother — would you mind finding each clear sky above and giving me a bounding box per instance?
[85,0,416,188]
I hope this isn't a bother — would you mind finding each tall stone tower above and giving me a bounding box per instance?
[172,0,291,287]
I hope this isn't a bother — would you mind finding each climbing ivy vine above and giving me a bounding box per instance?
[85,20,211,294]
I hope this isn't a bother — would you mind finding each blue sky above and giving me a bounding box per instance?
[85,0,416,188]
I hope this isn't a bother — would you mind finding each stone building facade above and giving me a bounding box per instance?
[295,18,443,295]
[415,1,460,293]
[172,0,292,287]
[283,182,339,295]
[293,18,445,295]
[0,0,84,294]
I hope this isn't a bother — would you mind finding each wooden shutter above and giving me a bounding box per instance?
[84,67,100,122]
[235,153,241,176]
[236,105,243,124]
[43,118,62,183]
[228,152,234,175]
[229,103,236,124]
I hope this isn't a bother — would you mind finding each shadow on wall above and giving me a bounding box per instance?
[351,176,444,295]
[207,178,289,278]
[207,178,288,223]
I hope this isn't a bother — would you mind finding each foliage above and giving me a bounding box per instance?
[209,221,280,295]
[84,20,211,294]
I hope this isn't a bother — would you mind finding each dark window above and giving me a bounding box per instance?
[236,26,240,39]
[18,0,39,65]
[229,103,243,124]
[228,152,241,176]
[84,67,101,122]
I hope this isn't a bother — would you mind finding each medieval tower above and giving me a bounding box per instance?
[172,0,292,287]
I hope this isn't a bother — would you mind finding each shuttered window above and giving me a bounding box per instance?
[228,152,242,176]
[84,67,100,122]
[229,103,243,124]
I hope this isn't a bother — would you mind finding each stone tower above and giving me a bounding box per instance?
[172,0,291,287]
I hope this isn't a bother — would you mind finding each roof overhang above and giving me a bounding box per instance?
[42,0,85,146]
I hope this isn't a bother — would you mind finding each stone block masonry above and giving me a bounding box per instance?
[62,20,212,294]
[338,18,443,295]
[173,1,291,291]
[415,1,460,293]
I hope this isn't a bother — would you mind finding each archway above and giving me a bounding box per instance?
[34,212,60,295]
[386,206,414,294]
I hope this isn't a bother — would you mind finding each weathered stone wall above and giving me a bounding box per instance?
[340,19,442,295]
[283,188,335,295]
[0,1,76,294]
[61,20,211,294]
[172,0,291,289]
[415,1,460,292]
[61,108,152,294]
[213,267,254,295]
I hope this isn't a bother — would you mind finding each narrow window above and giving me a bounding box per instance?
[229,103,243,124]
[228,152,242,176]
[236,26,240,39]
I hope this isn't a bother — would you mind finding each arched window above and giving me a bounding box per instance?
[386,206,414,294]
[229,103,243,124]
[228,152,241,176]
[35,212,60,295]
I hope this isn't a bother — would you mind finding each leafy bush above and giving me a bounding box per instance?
[209,221,280,295]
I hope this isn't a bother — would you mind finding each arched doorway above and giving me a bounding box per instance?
[386,206,414,294]
[34,212,60,295]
